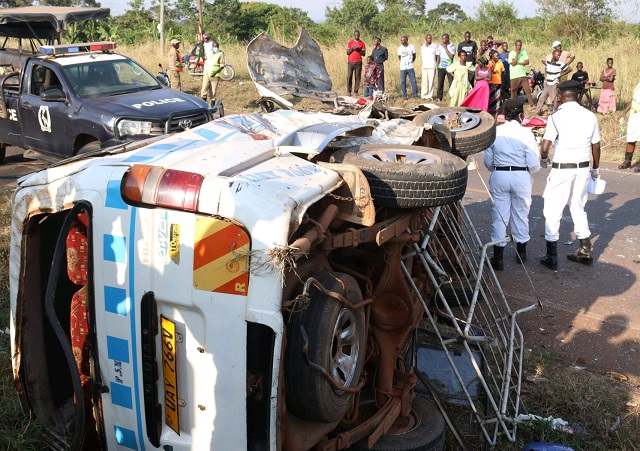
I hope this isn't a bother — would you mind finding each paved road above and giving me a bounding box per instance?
[3,143,640,382]
[464,156,640,383]
[0,146,47,187]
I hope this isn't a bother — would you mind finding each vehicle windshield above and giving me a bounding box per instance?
[61,58,161,98]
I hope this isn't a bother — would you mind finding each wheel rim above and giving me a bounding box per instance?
[426,110,481,131]
[357,148,441,165]
[331,308,361,390]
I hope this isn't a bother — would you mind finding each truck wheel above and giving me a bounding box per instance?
[77,141,101,155]
[285,272,366,423]
[351,398,445,451]
[330,145,467,209]
[413,107,496,157]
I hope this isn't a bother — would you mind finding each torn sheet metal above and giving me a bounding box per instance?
[247,29,334,99]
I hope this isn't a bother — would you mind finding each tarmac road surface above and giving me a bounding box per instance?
[465,156,640,384]
[2,143,639,383]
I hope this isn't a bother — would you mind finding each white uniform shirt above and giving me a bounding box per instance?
[542,101,600,163]
[484,120,540,173]
[421,42,438,69]
[398,44,416,70]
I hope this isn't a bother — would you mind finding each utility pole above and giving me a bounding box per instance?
[197,0,203,36]
[160,0,165,57]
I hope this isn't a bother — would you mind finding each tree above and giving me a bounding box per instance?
[325,0,379,32]
[536,0,617,44]
[238,3,313,42]
[476,0,518,31]
[425,2,468,23]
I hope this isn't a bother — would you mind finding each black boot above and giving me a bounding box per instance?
[618,152,633,169]
[567,238,593,265]
[540,240,558,270]
[490,245,504,271]
[516,242,527,263]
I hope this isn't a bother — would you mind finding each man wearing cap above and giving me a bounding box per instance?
[533,49,572,116]
[539,80,601,269]
[484,99,540,271]
[542,41,575,66]
[167,38,183,90]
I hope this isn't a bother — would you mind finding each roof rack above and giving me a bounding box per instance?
[39,41,117,56]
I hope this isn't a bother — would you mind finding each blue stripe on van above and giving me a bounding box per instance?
[103,235,127,263]
[107,336,130,363]
[128,207,146,451]
[104,286,128,316]
[114,425,138,450]
[105,180,129,210]
[193,128,220,140]
[122,155,155,163]
[110,382,133,409]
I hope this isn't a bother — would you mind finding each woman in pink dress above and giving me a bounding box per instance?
[597,57,617,113]
[461,56,491,112]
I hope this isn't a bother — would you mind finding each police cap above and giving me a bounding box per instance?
[502,98,525,115]
[557,80,583,93]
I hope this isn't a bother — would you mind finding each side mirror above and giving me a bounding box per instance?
[40,88,66,102]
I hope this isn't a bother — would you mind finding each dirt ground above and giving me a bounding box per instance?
[465,157,640,384]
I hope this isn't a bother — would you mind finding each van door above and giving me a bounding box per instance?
[20,62,70,157]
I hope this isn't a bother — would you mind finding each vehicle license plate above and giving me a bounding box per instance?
[161,316,180,434]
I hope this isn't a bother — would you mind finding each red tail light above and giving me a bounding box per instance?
[121,164,203,211]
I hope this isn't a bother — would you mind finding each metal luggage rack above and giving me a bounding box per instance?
[400,201,540,445]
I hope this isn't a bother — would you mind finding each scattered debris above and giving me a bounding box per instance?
[526,374,549,383]
[610,416,621,432]
[563,240,574,245]
[626,402,638,407]
[605,371,629,381]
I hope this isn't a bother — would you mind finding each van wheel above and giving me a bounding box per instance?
[413,107,496,157]
[330,145,467,209]
[285,272,366,423]
[77,141,101,155]
[351,398,445,451]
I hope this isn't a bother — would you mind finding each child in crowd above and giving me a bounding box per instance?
[363,56,380,98]
[597,57,616,113]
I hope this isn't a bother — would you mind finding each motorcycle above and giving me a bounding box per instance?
[516,65,545,103]
[184,44,236,81]
[157,64,171,88]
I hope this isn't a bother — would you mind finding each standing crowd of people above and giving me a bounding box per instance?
[344,30,621,122]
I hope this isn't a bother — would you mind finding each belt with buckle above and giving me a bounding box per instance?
[495,166,528,171]
[551,161,590,169]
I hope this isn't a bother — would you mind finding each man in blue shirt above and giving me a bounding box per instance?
[499,42,510,101]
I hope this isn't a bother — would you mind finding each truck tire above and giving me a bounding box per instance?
[330,145,467,209]
[285,272,366,423]
[413,107,496,157]
[351,398,445,451]
[77,141,101,155]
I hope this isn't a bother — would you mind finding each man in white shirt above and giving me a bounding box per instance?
[484,99,540,270]
[421,34,438,100]
[539,80,601,269]
[533,49,572,116]
[398,35,418,99]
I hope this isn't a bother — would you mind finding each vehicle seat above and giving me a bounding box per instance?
[66,213,100,450]
[40,69,62,94]
[88,65,113,87]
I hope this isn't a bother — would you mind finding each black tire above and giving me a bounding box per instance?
[77,141,101,155]
[330,145,467,208]
[351,397,445,451]
[285,272,366,423]
[413,107,496,157]
[219,65,235,81]
[0,146,6,164]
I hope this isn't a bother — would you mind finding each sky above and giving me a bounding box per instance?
[104,0,639,23]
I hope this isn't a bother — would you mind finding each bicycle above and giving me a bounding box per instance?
[578,82,598,112]
[186,51,235,81]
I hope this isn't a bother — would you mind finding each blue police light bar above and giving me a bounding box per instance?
[39,41,117,56]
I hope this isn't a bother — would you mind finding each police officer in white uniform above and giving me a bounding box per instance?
[484,99,540,270]
[539,80,601,269]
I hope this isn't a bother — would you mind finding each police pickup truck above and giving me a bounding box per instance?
[0,7,211,163]
[0,41,211,163]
